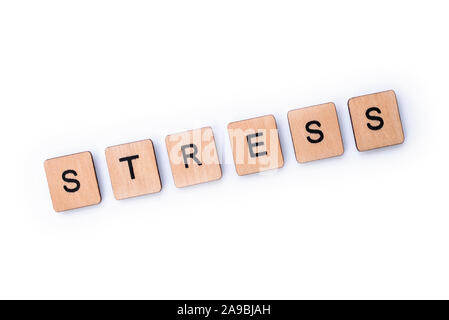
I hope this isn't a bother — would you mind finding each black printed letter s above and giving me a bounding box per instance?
[305,120,324,143]
[62,169,80,193]
[366,107,384,131]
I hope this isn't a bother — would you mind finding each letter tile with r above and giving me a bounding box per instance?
[165,127,222,188]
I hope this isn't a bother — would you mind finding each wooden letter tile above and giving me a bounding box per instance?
[227,115,284,176]
[348,90,404,151]
[165,127,222,188]
[44,152,101,212]
[288,102,344,163]
[105,139,161,200]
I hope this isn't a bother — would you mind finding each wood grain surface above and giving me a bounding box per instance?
[166,127,222,188]
[288,102,344,163]
[44,151,101,212]
[348,90,404,151]
[227,115,284,176]
[105,139,162,200]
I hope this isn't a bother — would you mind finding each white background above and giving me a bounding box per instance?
[0,0,448,299]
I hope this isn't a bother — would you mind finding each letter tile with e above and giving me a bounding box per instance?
[165,127,222,188]
[227,115,284,176]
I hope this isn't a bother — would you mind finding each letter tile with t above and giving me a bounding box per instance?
[227,115,284,176]
[44,151,102,212]
[105,139,162,200]
[165,127,222,188]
